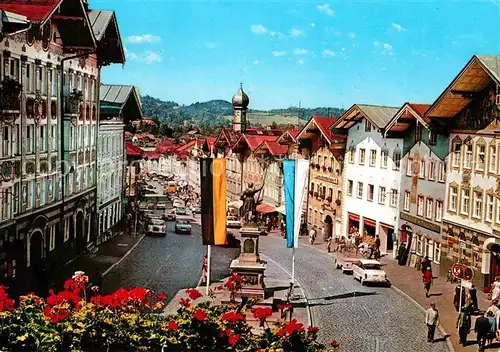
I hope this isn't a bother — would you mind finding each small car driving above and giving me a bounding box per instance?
[163,209,176,221]
[147,218,166,236]
[175,207,187,215]
[352,259,388,285]
[175,220,192,234]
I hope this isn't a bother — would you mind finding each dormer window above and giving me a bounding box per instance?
[365,120,372,132]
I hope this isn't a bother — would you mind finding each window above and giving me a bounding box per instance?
[404,191,411,211]
[49,225,56,251]
[426,198,433,219]
[452,142,461,167]
[357,182,363,198]
[448,186,458,212]
[415,123,422,142]
[37,66,45,94]
[486,194,494,222]
[393,150,401,170]
[464,143,473,169]
[461,188,470,215]
[40,125,46,152]
[64,218,69,242]
[497,198,500,224]
[379,186,386,204]
[369,150,376,167]
[419,160,425,178]
[347,180,353,196]
[435,200,443,222]
[473,191,482,219]
[476,144,486,172]
[429,130,437,146]
[51,125,57,151]
[348,148,355,163]
[25,63,33,92]
[381,149,388,168]
[433,243,441,264]
[2,126,10,157]
[406,158,413,176]
[490,144,497,174]
[9,58,20,81]
[438,162,446,182]
[417,195,424,216]
[367,184,374,201]
[365,120,372,132]
[359,149,365,165]
[14,124,20,156]
[428,160,435,180]
[416,235,423,256]
[39,178,46,206]
[390,189,398,207]
[26,125,34,153]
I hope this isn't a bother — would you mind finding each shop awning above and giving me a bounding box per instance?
[256,203,276,213]
[348,213,360,222]
[228,200,243,209]
[275,205,286,215]
[364,218,377,228]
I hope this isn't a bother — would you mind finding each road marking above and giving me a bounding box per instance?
[102,233,146,277]
[260,253,313,328]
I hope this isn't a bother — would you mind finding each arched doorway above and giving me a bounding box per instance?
[324,215,333,240]
[75,210,85,255]
[28,229,45,296]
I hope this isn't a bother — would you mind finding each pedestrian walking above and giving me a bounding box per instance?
[421,256,431,274]
[475,314,490,351]
[486,310,497,347]
[309,227,317,245]
[423,267,433,297]
[326,236,333,253]
[456,306,471,346]
[486,301,499,316]
[425,303,439,342]
[454,285,465,312]
[469,284,478,312]
[397,243,406,266]
[492,276,500,302]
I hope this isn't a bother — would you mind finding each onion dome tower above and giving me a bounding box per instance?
[232,83,249,132]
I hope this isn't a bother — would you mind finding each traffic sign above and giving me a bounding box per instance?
[463,266,474,281]
[451,263,463,279]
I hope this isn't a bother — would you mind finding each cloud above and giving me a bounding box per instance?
[253,60,260,65]
[204,42,218,49]
[348,32,356,39]
[310,23,315,28]
[250,24,268,35]
[374,41,394,56]
[290,28,304,37]
[143,51,162,63]
[316,3,335,16]
[124,47,138,60]
[323,49,336,57]
[272,51,286,57]
[127,34,161,43]
[325,28,342,37]
[241,67,248,74]
[296,59,304,65]
[294,48,309,55]
[392,23,406,32]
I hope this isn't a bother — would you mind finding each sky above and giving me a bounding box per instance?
[92,0,500,111]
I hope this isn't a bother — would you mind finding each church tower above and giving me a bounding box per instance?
[232,83,249,132]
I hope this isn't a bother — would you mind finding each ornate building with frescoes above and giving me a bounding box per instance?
[0,0,125,296]
[426,55,500,287]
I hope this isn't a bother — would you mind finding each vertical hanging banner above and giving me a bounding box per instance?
[283,159,310,248]
[200,158,227,245]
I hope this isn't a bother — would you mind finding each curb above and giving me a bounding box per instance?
[102,234,146,277]
[391,284,455,352]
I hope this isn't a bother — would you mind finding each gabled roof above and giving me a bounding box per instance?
[296,116,340,143]
[233,134,277,152]
[142,151,160,160]
[276,129,300,145]
[100,84,143,120]
[254,140,288,157]
[330,104,399,130]
[88,10,125,65]
[214,128,241,148]
[126,142,142,157]
[385,103,432,133]
[426,55,500,118]
[0,0,61,23]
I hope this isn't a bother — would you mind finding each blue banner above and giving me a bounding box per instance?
[283,159,296,248]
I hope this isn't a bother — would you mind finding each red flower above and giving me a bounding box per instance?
[307,326,319,333]
[222,311,245,324]
[330,339,339,347]
[179,297,191,307]
[185,288,202,300]
[277,328,286,337]
[216,285,224,291]
[228,333,240,346]
[285,319,304,335]
[193,308,206,321]
[157,292,167,301]
[168,320,179,330]
[253,307,273,321]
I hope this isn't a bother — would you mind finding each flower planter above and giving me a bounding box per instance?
[335,199,341,206]
[326,197,332,202]
[313,192,318,197]
[322,166,327,171]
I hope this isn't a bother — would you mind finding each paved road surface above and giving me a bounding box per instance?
[259,235,449,352]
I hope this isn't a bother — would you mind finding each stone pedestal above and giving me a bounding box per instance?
[229,222,267,298]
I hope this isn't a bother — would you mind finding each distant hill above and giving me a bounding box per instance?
[141,95,345,130]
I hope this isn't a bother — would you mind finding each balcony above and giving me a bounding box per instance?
[0,78,21,124]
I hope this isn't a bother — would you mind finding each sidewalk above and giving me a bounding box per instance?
[267,230,499,352]
[58,229,145,290]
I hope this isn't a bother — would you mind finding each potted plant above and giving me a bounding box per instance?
[328,166,333,172]
[335,199,341,206]
[0,77,21,112]
[320,193,326,199]
[326,196,332,202]
[315,164,320,170]
[308,190,313,195]
[313,191,318,198]
[322,165,327,171]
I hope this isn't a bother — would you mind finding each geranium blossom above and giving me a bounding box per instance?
[179,297,191,307]
[185,288,202,300]
[193,308,206,321]
[228,333,240,346]
[168,321,179,330]
[222,311,245,324]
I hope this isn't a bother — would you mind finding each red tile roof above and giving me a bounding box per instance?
[408,103,432,117]
[124,131,133,140]
[156,145,178,154]
[206,137,216,147]
[126,142,142,157]
[312,116,337,142]
[135,133,156,141]
[0,1,61,22]
[241,135,278,150]
[142,151,160,159]
[262,141,288,156]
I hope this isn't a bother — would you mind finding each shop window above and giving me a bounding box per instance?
[433,243,441,264]
[416,236,423,256]
[425,239,434,261]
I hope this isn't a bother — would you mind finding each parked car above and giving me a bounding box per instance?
[173,200,184,208]
[175,207,187,215]
[227,216,241,228]
[143,210,161,220]
[147,218,166,236]
[352,259,388,285]
[175,220,192,234]
[163,210,176,221]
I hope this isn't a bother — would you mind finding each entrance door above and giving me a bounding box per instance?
[324,215,333,240]
[490,245,500,286]
[387,228,394,251]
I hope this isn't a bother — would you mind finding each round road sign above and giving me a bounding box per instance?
[451,263,463,279]
[463,266,474,281]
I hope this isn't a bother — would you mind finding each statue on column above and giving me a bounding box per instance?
[240,183,263,224]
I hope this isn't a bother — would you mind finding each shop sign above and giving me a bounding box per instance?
[400,212,441,233]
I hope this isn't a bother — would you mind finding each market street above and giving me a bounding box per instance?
[258,235,449,352]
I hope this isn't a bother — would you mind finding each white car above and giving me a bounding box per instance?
[333,256,358,274]
[352,259,388,285]
[173,200,184,208]
[147,218,166,236]
[227,216,241,228]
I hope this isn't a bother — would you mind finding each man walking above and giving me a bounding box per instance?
[475,314,490,351]
[423,267,433,298]
[425,302,439,342]
[456,306,471,346]
[421,256,431,274]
